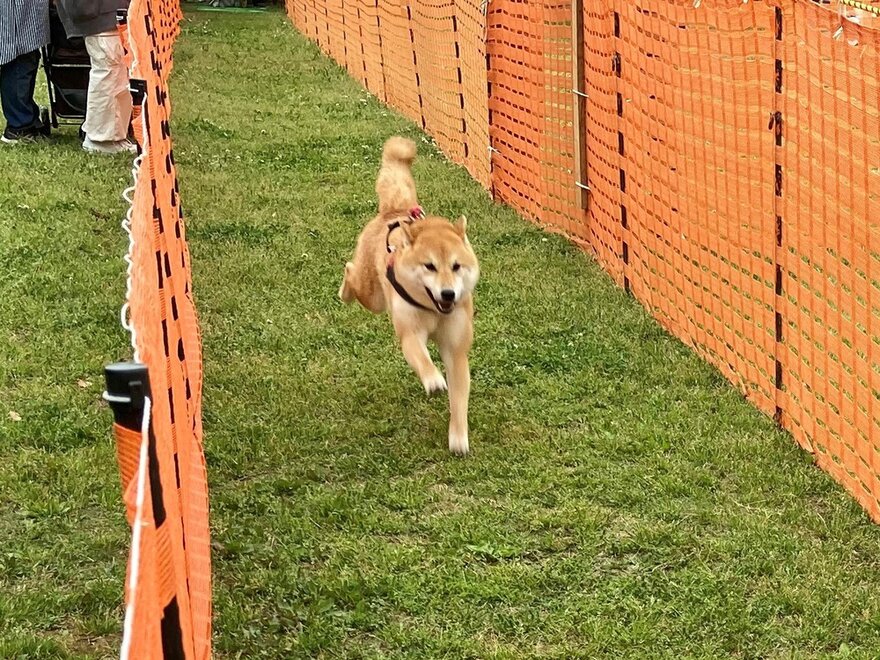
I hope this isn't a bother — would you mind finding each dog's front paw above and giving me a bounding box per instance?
[448,431,469,456]
[422,370,447,396]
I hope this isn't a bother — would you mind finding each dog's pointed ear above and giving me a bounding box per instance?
[454,215,468,238]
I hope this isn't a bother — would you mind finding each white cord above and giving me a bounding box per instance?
[119,96,149,364]
[119,7,150,363]
[119,394,152,660]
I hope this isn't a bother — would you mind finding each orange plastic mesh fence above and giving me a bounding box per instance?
[289,0,880,522]
[617,1,780,416]
[288,0,491,186]
[113,0,212,657]
[780,1,880,515]
[487,0,586,244]
[583,0,623,283]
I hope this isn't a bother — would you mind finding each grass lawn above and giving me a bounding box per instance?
[3,7,880,659]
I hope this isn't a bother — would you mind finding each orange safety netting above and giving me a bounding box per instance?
[487,0,587,245]
[287,0,491,187]
[780,0,880,516]
[111,0,212,657]
[288,0,880,522]
[616,0,779,416]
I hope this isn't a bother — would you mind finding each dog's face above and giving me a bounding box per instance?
[396,216,479,314]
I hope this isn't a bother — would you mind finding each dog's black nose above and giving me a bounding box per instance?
[441,289,455,302]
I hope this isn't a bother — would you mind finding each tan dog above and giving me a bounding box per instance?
[339,136,479,455]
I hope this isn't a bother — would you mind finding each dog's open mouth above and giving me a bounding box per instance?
[427,289,455,314]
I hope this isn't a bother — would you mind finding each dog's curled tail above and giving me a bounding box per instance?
[377,137,418,214]
[381,136,417,167]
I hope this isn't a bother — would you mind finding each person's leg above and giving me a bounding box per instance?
[0,51,41,132]
[83,32,132,146]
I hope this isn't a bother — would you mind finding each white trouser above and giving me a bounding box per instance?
[83,32,132,143]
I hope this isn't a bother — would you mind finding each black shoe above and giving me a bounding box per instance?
[1,126,45,145]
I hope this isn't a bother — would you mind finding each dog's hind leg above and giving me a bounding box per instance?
[339,262,357,303]
[342,262,386,312]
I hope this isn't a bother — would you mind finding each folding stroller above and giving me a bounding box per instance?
[41,5,90,129]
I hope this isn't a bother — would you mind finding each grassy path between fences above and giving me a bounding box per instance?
[3,8,880,659]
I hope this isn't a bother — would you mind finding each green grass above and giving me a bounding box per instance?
[2,8,880,659]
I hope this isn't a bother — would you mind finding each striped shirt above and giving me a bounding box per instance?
[0,0,50,66]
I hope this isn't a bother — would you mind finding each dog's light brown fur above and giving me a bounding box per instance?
[339,137,480,455]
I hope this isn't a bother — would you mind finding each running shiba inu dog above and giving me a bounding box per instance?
[339,136,479,455]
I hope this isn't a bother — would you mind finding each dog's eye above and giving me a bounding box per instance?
[452,263,461,272]
[424,263,437,272]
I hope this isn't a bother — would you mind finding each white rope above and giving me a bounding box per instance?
[119,394,152,660]
[119,94,149,364]
[119,2,148,363]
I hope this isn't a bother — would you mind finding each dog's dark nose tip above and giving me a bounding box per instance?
[441,289,455,302]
